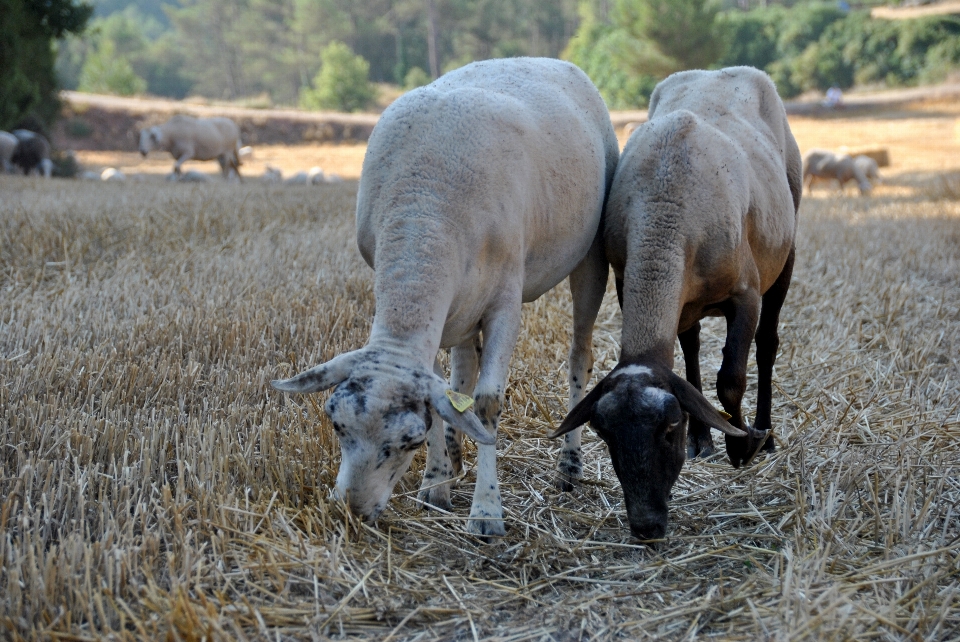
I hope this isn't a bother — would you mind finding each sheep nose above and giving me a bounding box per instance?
[630,519,667,543]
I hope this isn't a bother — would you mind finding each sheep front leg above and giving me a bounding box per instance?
[679,321,716,458]
[752,248,795,452]
[418,337,480,510]
[173,149,195,176]
[466,298,521,538]
[718,290,762,468]
[558,236,607,490]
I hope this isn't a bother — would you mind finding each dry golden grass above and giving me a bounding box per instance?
[75,143,369,181]
[2,109,960,639]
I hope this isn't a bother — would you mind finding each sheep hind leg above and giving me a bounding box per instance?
[557,234,608,491]
[679,321,715,458]
[717,291,762,468]
[752,247,795,454]
[417,337,480,510]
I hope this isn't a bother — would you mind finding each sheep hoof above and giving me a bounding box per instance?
[417,486,453,512]
[554,471,579,492]
[554,458,582,492]
[466,514,505,539]
[687,434,716,459]
[724,425,770,467]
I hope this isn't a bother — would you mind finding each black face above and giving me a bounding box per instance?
[591,373,687,541]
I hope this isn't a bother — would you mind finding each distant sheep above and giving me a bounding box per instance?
[552,67,802,541]
[803,149,877,195]
[11,130,52,178]
[101,168,126,181]
[272,58,619,537]
[262,166,282,183]
[284,167,325,185]
[139,115,242,179]
[0,131,17,173]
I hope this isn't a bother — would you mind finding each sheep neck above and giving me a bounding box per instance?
[367,213,458,368]
[619,218,686,367]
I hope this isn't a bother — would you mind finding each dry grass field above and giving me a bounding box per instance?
[2,105,959,640]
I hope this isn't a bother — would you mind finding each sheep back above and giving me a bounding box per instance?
[356,57,618,307]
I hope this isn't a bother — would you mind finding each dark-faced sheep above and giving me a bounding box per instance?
[271,57,619,537]
[552,67,802,541]
[11,130,52,178]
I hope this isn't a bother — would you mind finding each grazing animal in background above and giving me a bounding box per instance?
[802,149,876,195]
[139,115,242,179]
[11,130,52,178]
[272,57,619,537]
[551,67,802,541]
[284,167,325,185]
[0,131,18,173]
[852,155,881,192]
[100,168,126,181]
[262,166,282,183]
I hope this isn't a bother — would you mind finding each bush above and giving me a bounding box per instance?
[78,39,147,96]
[403,66,431,90]
[563,10,657,109]
[65,117,92,138]
[299,41,376,113]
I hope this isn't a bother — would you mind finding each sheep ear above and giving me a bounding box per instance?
[549,376,609,439]
[427,377,495,446]
[271,351,361,393]
[668,372,747,437]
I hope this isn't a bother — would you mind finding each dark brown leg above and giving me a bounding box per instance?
[752,248,795,453]
[678,321,714,458]
[718,292,762,468]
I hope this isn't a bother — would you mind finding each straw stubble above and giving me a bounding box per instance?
[1,175,958,640]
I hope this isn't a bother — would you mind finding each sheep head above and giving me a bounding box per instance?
[138,127,162,156]
[272,348,492,523]
[551,362,746,542]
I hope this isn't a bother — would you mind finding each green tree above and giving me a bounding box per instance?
[0,0,92,130]
[78,38,147,95]
[299,40,376,112]
[615,0,726,75]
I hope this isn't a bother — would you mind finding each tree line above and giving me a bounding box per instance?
[4,0,960,130]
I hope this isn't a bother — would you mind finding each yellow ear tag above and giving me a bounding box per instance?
[717,409,733,420]
[445,389,475,413]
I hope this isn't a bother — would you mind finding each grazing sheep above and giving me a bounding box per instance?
[551,67,801,541]
[622,121,644,138]
[283,167,325,185]
[100,168,126,181]
[853,154,881,190]
[0,131,18,173]
[802,149,876,195]
[272,57,619,537]
[11,130,52,178]
[139,115,242,179]
[262,166,282,183]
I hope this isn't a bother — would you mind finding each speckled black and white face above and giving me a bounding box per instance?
[325,368,432,522]
[272,348,494,523]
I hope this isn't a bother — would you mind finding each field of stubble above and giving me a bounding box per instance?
[2,115,960,640]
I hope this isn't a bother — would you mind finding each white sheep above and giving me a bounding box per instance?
[283,167,325,185]
[0,131,18,173]
[272,57,619,537]
[139,115,242,179]
[802,148,877,195]
[100,167,126,181]
[551,67,802,541]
